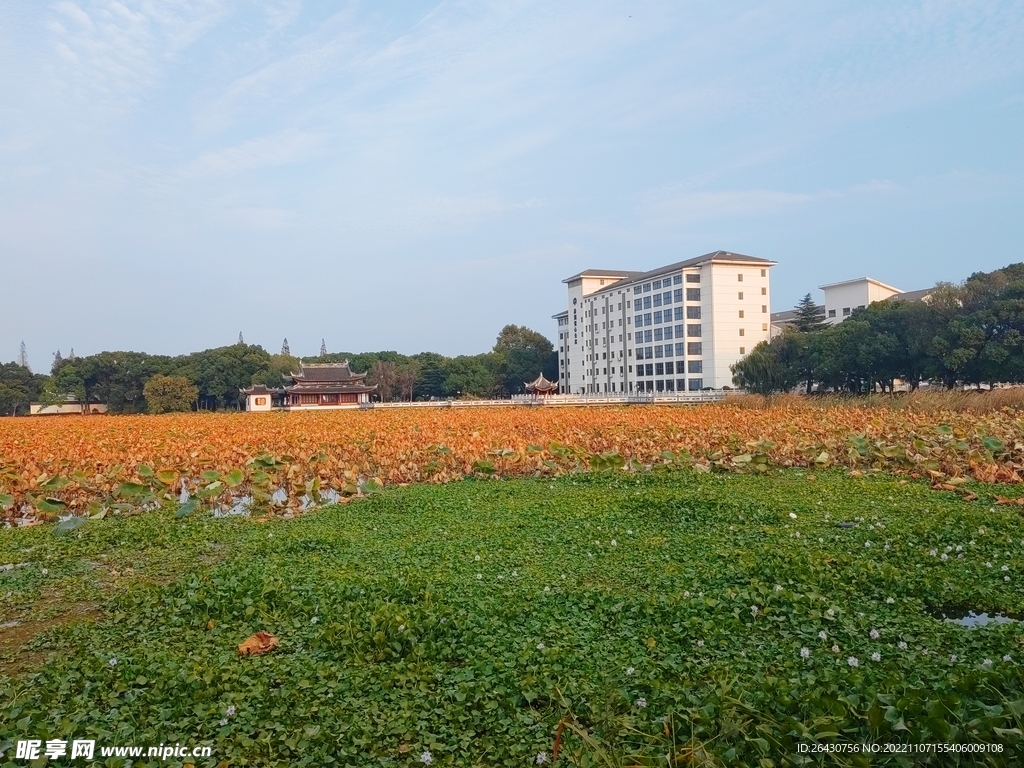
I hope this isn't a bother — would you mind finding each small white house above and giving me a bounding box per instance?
[30,397,108,416]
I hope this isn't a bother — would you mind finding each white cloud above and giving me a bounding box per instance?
[183,130,324,177]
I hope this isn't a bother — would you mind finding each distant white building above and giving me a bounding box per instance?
[30,397,108,416]
[554,251,776,394]
[819,277,904,324]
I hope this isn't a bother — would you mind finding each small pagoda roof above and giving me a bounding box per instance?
[241,383,285,395]
[525,373,558,393]
[291,361,368,383]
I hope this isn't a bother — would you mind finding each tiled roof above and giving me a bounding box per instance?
[292,362,367,383]
[582,250,776,297]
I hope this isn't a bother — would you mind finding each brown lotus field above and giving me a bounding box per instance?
[1,399,1020,522]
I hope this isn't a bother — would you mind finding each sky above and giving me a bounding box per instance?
[1,0,1023,364]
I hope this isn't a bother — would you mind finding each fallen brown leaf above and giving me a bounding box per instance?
[238,630,279,656]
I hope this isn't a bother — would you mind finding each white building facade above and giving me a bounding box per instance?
[554,251,776,394]
[819,278,903,324]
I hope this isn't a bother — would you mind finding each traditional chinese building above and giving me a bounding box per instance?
[525,373,558,395]
[242,361,376,411]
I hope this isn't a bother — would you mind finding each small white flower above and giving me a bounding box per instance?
[789,513,797,519]
[626,667,635,675]
[108,657,118,666]
[864,541,871,548]
[898,641,908,650]
[440,617,447,623]
[1004,654,1012,662]
[311,616,318,624]
[818,631,827,640]
[884,543,890,551]
[929,549,937,557]
[627,530,632,535]
[774,584,783,592]
[511,570,518,577]
[398,625,406,633]
[610,539,617,547]
[535,753,549,765]
[870,629,880,640]
[750,605,759,617]
[941,553,948,561]
[226,705,236,716]
[1002,565,1009,571]
[945,546,952,553]
[871,652,881,662]
[696,640,704,647]
[41,568,48,575]
[636,697,647,708]
[956,545,962,552]
[537,642,545,650]
[219,718,228,726]
[986,562,993,568]
[1006,576,1011,582]
[983,659,992,668]
[886,597,895,604]
[544,585,550,592]
[420,750,433,765]
[832,644,840,652]
[800,647,810,658]
[826,608,835,618]
[848,656,859,667]
[957,553,964,559]
[794,532,801,538]
[922,648,929,655]
[950,654,957,663]
[683,591,690,598]
[474,554,480,561]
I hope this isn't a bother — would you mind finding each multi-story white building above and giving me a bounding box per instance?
[553,251,776,394]
[819,277,903,324]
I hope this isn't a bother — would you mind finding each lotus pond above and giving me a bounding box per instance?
[2,470,1023,766]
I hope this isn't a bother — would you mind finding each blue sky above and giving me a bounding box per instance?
[2,0,1023,363]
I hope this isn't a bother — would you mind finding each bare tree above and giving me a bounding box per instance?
[367,360,398,401]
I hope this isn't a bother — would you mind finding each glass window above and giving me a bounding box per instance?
[665,361,674,374]
[762,323,768,331]
[663,291,672,304]
[653,327,663,341]
[665,379,675,391]
[762,305,767,313]
[664,344,673,357]
[652,279,661,289]
[655,379,664,392]
[675,342,685,356]
[634,286,641,295]
[655,362,664,375]
[644,314,652,327]
[686,274,700,283]
[653,294,662,307]
[687,324,701,337]
[843,307,851,316]
[675,324,684,337]
[644,330,653,343]
[738,310,744,318]
[738,291,744,299]
[663,326,673,340]
[761,287,767,295]
[653,310,662,324]
[687,306,701,319]
[688,378,703,391]
[739,328,745,336]
[688,360,703,373]
[673,275,683,284]
[643,283,652,293]
[686,288,700,301]
[644,356,653,370]
[739,346,745,354]
[673,288,683,303]
[643,296,651,309]
[634,298,642,311]
[828,309,836,317]
[677,378,687,391]
[738,274,744,282]
[636,347,645,360]
[654,346,663,358]
[761,269,766,277]
[634,314,642,326]
[674,306,683,321]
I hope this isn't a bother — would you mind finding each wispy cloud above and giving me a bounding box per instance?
[182,130,324,177]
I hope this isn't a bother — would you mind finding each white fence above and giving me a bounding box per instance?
[363,392,728,410]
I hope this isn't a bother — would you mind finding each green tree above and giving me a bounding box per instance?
[730,332,800,395]
[144,375,198,414]
[793,293,826,332]
[0,361,47,416]
[492,325,554,395]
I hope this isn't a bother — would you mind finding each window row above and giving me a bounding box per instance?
[635,360,703,376]
[633,378,704,392]
[634,306,702,326]
[636,341,702,359]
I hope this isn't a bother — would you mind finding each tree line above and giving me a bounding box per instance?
[731,262,1024,395]
[0,325,557,415]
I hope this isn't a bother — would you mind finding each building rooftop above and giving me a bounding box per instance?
[884,288,933,303]
[818,276,903,293]
[567,250,777,298]
[292,361,367,382]
[561,268,644,284]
